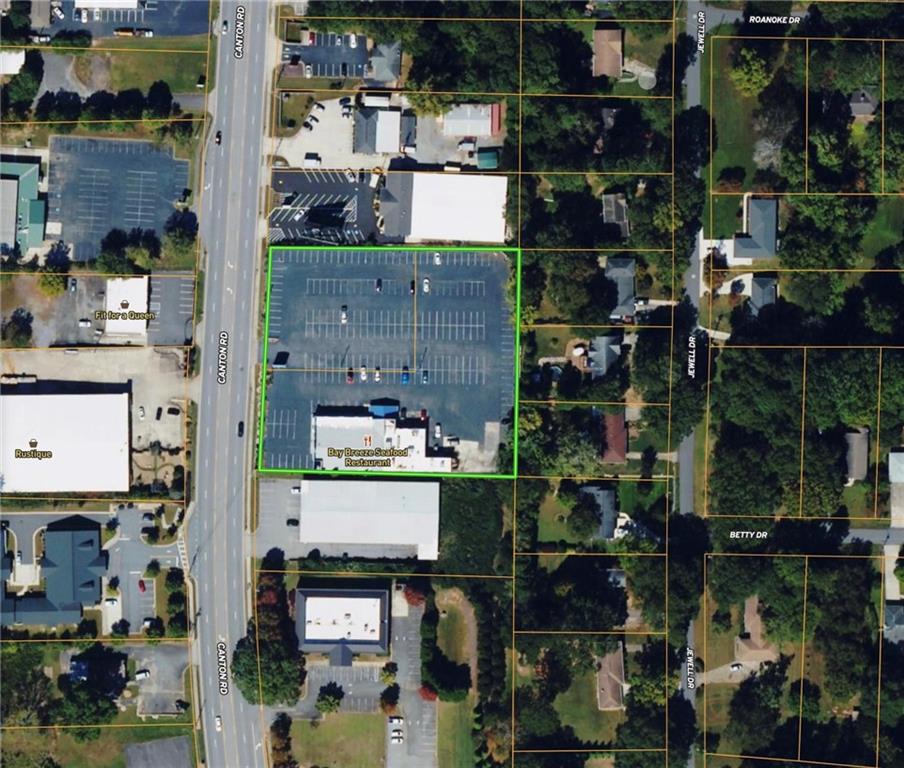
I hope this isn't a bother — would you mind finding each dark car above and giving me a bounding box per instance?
[375,278,382,293]
[401,366,410,384]
[286,518,300,527]
[138,579,146,593]
[422,369,429,384]
[167,406,181,416]
[237,421,244,437]
[155,407,163,420]
[409,280,415,294]
[346,368,354,384]
[215,130,222,145]
[273,351,290,368]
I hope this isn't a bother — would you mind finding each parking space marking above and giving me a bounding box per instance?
[76,168,111,236]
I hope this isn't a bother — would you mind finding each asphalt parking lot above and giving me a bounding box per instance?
[126,643,189,715]
[271,170,377,245]
[261,248,515,471]
[48,137,189,262]
[281,34,368,78]
[148,274,195,345]
[43,0,211,37]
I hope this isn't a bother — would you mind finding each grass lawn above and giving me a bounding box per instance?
[860,196,904,261]
[275,92,314,137]
[553,670,625,744]
[706,194,742,239]
[436,598,470,664]
[0,725,194,768]
[704,683,735,736]
[537,488,582,545]
[291,713,386,768]
[96,34,208,52]
[437,697,476,768]
[101,49,210,93]
[841,482,872,518]
[617,480,665,521]
[699,293,738,334]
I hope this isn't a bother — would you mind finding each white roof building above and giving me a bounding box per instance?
[890,451,904,484]
[0,390,130,493]
[0,49,25,76]
[374,109,402,154]
[312,409,453,473]
[441,103,498,137]
[74,0,139,8]
[102,276,150,341]
[296,478,440,559]
[380,173,508,244]
[303,595,384,642]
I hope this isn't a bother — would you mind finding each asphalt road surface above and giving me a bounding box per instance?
[186,4,271,767]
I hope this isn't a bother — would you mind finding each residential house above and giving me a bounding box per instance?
[849,88,878,121]
[605,257,636,321]
[748,275,778,317]
[592,25,624,79]
[366,41,402,85]
[601,192,630,239]
[844,427,870,486]
[588,334,622,378]
[734,197,778,259]
[601,410,628,465]
[734,595,779,664]
[596,642,627,711]
[885,602,904,644]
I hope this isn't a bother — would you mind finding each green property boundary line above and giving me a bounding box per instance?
[256,245,522,480]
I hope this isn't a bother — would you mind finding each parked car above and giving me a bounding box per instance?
[290,486,301,495]
[215,130,222,145]
[286,518,299,527]
[69,278,77,292]
[304,64,313,78]
[341,106,353,119]
[422,278,431,294]
[138,579,146,593]
[339,96,352,106]
[340,305,348,324]
[388,716,404,724]
[15,551,22,566]
[433,252,442,265]
[221,19,228,34]
[346,368,354,384]
[167,406,181,416]
[401,366,410,385]
[434,423,442,440]
[359,365,368,382]
[391,729,403,736]
[135,669,150,680]
[730,662,744,672]
[237,421,244,438]
[422,369,429,384]
[375,278,382,292]
[142,513,155,522]
[374,367,381,382]
[138,406,145,420]
[155,407,163,421]
[52,6,65,20]
[390,735,403,745]
[344,169,356,182]
[273,351,290,368]
[104,597,118,606]
[409,280,415,294]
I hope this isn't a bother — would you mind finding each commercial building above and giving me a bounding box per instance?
[0,156,46,256]
[74,0,139,8]
[380,173,508,243]
[102,276,151,342]
[312,402,453,473]
[0,380,131,493]
[294,478,440,559]
[353,107,402,155]
[296,585,390,663]
[440,103,503,137]
[1,515,108,627]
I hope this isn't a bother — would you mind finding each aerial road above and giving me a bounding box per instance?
[187,2,273,766]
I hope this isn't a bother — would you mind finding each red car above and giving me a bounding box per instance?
[138,579,146,593]
[346,368,354,384]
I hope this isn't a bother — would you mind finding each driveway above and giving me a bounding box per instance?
[125,642,190,716]
[105,503,181,634]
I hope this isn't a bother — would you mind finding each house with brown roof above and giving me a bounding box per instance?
[601,410,628,465]
[734,595,779,664]
[592,25,624,79]
[596,641,627,711]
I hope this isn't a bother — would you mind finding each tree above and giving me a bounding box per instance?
[379,661,398,685]
[723,657,791,752]
[1,308,33,347]
[37,267,68,296]
[144,80,174,119]
[0,645,53,725]
[379,683,401,713]
[2,49,44,119]
[50,682,118,741]
[165,567,185,592]
[270,712,298,768]
[729,47,773,96]
[145,559,161,577]
[315,681,345,714]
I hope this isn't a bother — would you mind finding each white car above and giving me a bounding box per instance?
[349,35,358,48]
[134,669,150,680]
[374,367,381,383]
[434,423,442,440]
[390,735,403,745]
[422,278,430,294]
[730,662,744,672]
[388,716,404,724]
[359,365,368,382]
[391,729,403,736]
[290,486,301,495]
[104,597,118,606]
[340,305,348,324]
[433,252,442,265]
[215,715,223,732]
[138,406,145,421]
[221,20,228,34]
